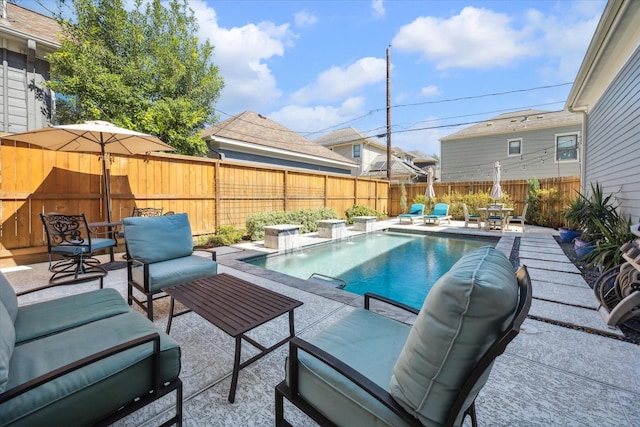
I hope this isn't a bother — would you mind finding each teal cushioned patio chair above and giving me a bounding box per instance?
[123,213,218,321]
[398,204,425,224]
[423,203,451,225]
[506,204,528,232]
[462,203,482,229]
[275,246,532,427]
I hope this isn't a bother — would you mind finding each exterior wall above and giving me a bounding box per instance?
[0,45,53,134]
[584,43,640,220]
[329,142,386,176]
[441,125,581,182]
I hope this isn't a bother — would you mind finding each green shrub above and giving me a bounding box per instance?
[195,225,245,248]
[246,207,338,240]
[344,204,387,224]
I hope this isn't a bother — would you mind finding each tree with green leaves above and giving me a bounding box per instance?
[47,0,224,155]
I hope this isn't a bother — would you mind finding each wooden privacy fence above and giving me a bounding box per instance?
[0,142,388,265]
[389,176,581,218]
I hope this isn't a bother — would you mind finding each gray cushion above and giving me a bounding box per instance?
[0,272,18,323]
[390,246,518,427]
[0,301,15,393]
[14,288,130,344]
[123,213,193,264]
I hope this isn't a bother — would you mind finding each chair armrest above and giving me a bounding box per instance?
[0,333,162,404]
[364,292,419,315]
[288,337,422,426]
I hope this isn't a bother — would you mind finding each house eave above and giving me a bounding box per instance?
[209,136,357,169]
[566,0,640,112]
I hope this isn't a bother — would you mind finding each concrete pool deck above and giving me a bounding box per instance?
[3,219,639,426]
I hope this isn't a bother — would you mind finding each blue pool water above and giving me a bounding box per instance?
[247,232,496,309]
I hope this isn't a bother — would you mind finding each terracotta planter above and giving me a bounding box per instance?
[558,227,582,243]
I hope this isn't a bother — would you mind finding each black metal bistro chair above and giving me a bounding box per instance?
[31,213,117,295]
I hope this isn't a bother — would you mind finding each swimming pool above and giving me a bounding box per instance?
[247,231,496,308]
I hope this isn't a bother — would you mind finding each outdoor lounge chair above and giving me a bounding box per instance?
[463,203,482,228]
[423,202,451,225]
[398,203,425,224]
[34,212,117,294]
[275,246,532,427]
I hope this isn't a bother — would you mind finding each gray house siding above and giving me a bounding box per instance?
[0,49,52,134]
[584,42,640,220]
[441,125,581,182]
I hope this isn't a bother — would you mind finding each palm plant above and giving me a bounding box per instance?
[583,215,634,269]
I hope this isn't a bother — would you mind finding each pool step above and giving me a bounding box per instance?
[308,273,347,289]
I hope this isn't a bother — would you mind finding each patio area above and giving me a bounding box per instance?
[3,219,640,426]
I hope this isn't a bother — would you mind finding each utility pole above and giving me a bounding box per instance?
[386,45,392,181]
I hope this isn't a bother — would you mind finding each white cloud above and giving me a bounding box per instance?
[392,6,530,69]
[524,6,601,81]
[291,57,387,104]
[269,97,367,134]
[188,1,294,113]
[295,10,317,27]
[420,85,441,97]
[372,0,385,19]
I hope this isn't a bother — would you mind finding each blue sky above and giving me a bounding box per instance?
[24,0,606,157]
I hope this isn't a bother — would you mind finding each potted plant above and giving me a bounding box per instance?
[559,197,585,243]
[583,215,634,270]
[572,182,619,259]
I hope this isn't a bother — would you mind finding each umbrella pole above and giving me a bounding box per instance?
[100,142,115,262]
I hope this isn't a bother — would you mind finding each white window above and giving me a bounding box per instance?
[508,138,522,156]
[556,133,578,162]
[353,144,361,158]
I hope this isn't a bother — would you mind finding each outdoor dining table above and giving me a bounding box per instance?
[477,206,513,231]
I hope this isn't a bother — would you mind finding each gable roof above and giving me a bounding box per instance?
[441,109,581,141]
[202,111,355,166]
[0,3,60,48]
[408,150,439,163]
[314,127,386,151]
[361,154,428,178]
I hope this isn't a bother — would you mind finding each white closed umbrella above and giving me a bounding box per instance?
[425,167,435,199]
[490,161,503,201]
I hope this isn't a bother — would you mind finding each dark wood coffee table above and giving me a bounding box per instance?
[164,273,303,403]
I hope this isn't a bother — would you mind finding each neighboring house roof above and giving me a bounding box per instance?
[441,109,581,141]
[409,150,438,163]
[314,127,386,151]
[202,111,356,168]
[361,154,428,179]
[566,0,640,112]
[392,146,417,159]
[0,3,60,48]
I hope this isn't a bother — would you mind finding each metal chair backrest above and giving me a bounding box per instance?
[40,212,93,254]
[132,207,163,217]
[445,265,532,425]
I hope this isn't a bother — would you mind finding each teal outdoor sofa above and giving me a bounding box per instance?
[124,213,218,321]
[0,273,182,426]
[275,247,532,427]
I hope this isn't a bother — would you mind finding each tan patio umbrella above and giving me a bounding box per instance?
[3,120,175,224]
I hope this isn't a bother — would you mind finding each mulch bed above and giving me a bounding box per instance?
[554,236,640,344]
